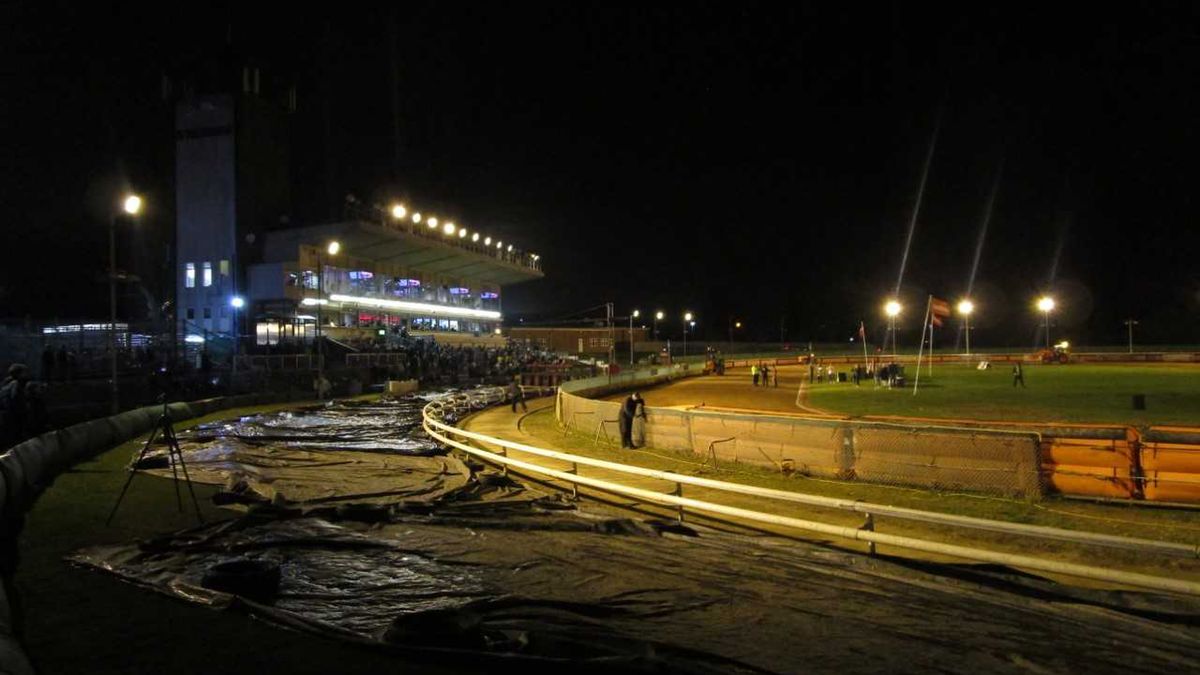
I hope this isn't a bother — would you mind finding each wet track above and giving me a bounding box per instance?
[73,395,1200,674]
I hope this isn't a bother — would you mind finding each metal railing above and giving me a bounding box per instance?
[422,393,1200,596]
[345,352,409,367]
[236,354,320,371]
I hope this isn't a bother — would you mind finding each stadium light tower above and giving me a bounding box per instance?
[1124,318,1139,354]
[1037,296,1055,349]
[316,240,340,397]
[957,299,975,356]
[109,193,143,413]
[654,310,664,340]
[884,300,901,358]
[629,309,640,366]
[683,312,694,358]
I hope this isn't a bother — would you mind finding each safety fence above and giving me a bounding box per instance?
[722,351,1200,367]
[557,370,1042,498]
[559,367,1200,504]
[422,395,1200,596]
[838,418,1200,504]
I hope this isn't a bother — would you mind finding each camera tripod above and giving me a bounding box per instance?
[106,397,204,526]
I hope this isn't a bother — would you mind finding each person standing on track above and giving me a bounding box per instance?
[619,391,646,448]
[509,377,527,412]
[1012,361,1026,388]
[751,363,759,386]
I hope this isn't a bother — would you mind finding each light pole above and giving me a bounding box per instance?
[629,309,639,366]
[109,194,142,414]
[230,295,245,389]
[957,299,974,356]
[654,310,663,341]
[1037,296,1055,350]
[728,317,742,346]
[683,312,693,358]
[1124,318,1139,354]
[884,300,901,358]
[316,240,340,397]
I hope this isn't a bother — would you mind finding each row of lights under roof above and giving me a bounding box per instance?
[388,203,540,262]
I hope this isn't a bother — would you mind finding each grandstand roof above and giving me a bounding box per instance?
[264,220,544,286]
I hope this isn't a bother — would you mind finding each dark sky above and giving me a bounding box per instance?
[3,2,1199,347]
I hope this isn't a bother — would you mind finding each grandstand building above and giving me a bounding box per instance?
[174,73,542,353]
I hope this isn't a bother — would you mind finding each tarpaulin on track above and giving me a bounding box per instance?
[72,506,1200,674]
[134,397,458,508]
[72,393,1200,673]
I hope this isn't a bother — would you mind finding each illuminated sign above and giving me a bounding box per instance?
[396,278,421,287]
[349,271,374,280]
[480,292,499,300]
[449,287,470,295]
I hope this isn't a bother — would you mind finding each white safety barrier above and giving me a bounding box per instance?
[422,394,1200,597]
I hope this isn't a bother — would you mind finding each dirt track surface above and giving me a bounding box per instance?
[605,366,825,415]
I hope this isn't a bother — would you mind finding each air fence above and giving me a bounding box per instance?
[556,366,1043,498]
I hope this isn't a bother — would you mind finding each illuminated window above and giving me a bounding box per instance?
[185,263,195,288]
[219,260,230,276]
[202,262,213,287]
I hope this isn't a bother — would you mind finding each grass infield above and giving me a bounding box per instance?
[804,363,1200,426]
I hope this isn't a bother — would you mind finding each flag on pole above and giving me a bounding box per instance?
[930,296,951,328]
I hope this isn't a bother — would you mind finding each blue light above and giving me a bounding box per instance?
[230,296,245,309]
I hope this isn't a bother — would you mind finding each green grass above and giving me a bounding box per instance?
[805,363,1200,426]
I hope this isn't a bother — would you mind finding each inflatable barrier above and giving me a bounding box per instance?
[1043,464,1138,499]
[1143,470,1200,503]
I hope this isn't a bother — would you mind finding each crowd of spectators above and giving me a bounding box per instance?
[341,333,567,385]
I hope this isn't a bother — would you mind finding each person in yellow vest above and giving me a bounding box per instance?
[751,363,759,386]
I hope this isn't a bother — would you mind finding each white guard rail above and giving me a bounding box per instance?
[422,392,1200,597]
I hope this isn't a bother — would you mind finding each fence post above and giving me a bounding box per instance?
[839,424,856,479]
[674,482,684,522]
[861,513,876,555]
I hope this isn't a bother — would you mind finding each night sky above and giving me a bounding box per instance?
[3,3,1199,347]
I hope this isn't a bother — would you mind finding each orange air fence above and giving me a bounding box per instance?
[1041,428,1200,503]
[815,413,1200,504]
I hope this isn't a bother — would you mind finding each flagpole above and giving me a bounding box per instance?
[860,321,868,372]
[929,320,934,378]
[913,295,931,395]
